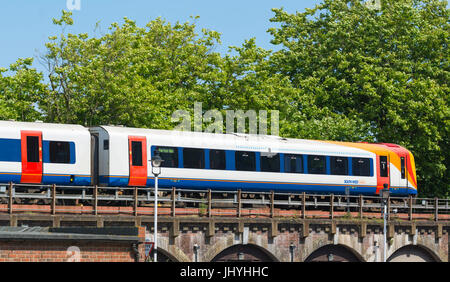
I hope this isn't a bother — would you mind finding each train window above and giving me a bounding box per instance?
[235,151,256,171]
[103,140,109,150]
[131,141,143,166]
[27,136,39,163]
[261,153,280,172]
[307,155,326,174]
[401,157,406,179]
[154,146,178,168]
[352,157,371,176]
[183,148,205,169]
[284,154,304,173]
[210,149,226,170]
[49,141,71,163]
[380,156,388,177]
[330,156,348,175]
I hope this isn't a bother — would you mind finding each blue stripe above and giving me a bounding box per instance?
[0,173,21,183]
[226,150,235,170]
[99,175,417,196]
[348,157,353,176]
[326,156,331,175]
[0,139,21,162]
[204,149,210,169]
[369,158,374,177]
[303,155,308,174]
[279,153,285,173]
[178,147,184,168]
[0,173,90,185]
[255,152,261,171]
[42,175,91,185]
[0,138,75,164]
[42,141,76,164]
[0,170,417,197]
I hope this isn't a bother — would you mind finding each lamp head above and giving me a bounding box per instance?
[151,155,163,168]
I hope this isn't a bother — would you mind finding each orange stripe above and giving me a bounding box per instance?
[320,141,417,189]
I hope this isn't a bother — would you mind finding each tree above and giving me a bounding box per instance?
[0,58,46,122]
[40,11,368,142]
[268,0,449,197]
[40,11,222,128]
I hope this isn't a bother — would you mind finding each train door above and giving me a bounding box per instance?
[377,155,389,193]
[90,134,99,185]
[128,136,147,186]
[21,130,43,183]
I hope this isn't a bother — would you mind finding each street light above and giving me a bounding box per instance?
[380,183,390,262]
[289,242,296,262]
[193,244,199,262]
[150,155,163,262]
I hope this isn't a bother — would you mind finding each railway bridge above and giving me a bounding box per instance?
[0,183,448,262]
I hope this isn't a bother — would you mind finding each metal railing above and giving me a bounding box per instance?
[0,182,448,221]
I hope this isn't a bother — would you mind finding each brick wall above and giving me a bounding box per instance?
[0,227,147,262]
[0,240,136,262]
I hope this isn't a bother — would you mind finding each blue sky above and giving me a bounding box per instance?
[0,0,321,73]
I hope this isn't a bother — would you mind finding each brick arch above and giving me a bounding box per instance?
[387,244,441,262]
[204,241,279,262]
[304,244,365,262]
[151,237,191,262]
[153,247,182,262]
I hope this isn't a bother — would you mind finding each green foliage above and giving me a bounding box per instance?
[0,58,46,121]
[41,13,222,128]
[268,0,449,197]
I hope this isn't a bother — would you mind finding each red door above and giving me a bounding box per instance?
[21,131,43,183]
[376,155,390,194]
[128,136,147,186]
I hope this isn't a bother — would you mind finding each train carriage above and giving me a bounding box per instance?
[0,121,91,186]
[91,125,417,196]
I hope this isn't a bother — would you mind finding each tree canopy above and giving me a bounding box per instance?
[268,0,449,197]
[0,0,448,197]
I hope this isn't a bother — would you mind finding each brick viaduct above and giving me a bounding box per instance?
[0,214,448,262]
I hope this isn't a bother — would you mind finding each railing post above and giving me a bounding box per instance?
[330,194,334,219]
[51,184,56,215]
[8,182,13,214]
[134,187,138,216]
[171,187,176,217]
[408,195,413,221]
[94,185,98,216]
[237,189,241,218]
[270,191,275,218]
[208,189,212,218]
[434,197,439,221]
[302,192,306,219]
[359,195,363,219]
[387,195,391,221]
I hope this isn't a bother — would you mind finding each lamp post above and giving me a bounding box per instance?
[289,242,296,262]
[380,184,390,262]
[150,155,163,262]
[193,244,199,262]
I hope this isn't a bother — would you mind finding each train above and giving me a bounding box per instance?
[0,120,418,196]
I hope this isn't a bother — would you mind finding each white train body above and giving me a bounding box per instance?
[0,121,417,196]
[90,126,417,196]
[0,121,91,185]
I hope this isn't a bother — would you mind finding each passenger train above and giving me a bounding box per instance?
[0,120,418,196]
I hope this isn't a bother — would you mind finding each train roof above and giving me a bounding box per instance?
[93,125,384,157]
[0,120,89,133]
